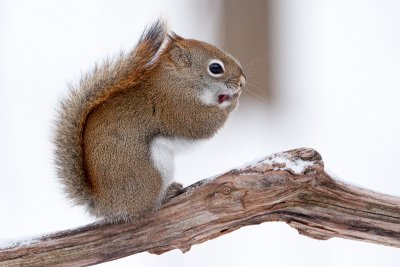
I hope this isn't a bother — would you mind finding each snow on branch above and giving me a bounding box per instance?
[1,148,399,266]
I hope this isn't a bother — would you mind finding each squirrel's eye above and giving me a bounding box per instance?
[208,59,224,77]
[209,63,223,74]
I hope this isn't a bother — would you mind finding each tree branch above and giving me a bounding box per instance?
[1,148,399,266]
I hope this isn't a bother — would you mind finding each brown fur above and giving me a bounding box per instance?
[54,20,245,221]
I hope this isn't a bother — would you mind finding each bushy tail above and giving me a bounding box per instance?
[53,20,170,208]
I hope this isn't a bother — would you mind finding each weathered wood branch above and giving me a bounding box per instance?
[1,148,399,266]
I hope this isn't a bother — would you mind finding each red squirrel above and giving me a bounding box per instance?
[54,20,246,222]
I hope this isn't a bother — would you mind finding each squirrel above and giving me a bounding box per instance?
[54,20,246,222]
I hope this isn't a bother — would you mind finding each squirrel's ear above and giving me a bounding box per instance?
[168,35,191,68]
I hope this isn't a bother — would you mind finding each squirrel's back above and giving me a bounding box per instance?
[53,21,169,209]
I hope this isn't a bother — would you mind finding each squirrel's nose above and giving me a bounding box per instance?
[239,74,246,88]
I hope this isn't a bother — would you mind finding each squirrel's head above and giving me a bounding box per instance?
[160,33,246,111]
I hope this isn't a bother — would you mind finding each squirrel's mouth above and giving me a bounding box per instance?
[218,94,231,104]
[218,90,241,104]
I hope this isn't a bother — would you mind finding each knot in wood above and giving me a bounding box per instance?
[206,182,246,214]
[220,185,232,195]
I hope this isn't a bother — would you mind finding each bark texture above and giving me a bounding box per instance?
[1,148,399,266]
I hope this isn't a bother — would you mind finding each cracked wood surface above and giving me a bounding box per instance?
[1,148,399,266]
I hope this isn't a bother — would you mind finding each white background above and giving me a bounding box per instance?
[1,0,399,266]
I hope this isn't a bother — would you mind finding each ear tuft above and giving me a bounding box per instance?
[138,19,169,49]
[169,31,184,41]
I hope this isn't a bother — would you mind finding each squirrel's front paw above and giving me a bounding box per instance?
[163,182,184,203]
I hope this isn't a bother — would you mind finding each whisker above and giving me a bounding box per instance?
[221,24,227,49]
[243,55,270,71]
[244,85,268,99]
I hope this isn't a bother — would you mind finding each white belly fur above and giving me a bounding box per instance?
[150,136,202,192]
